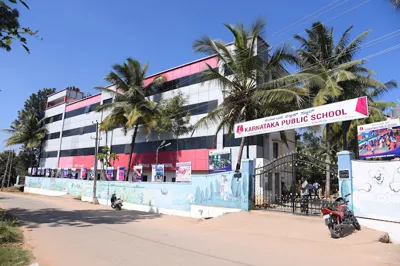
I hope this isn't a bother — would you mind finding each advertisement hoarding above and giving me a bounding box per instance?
[358,118,400,159]
[152,164,164,182]
[106,167,114,180]
[118,166,125,181]
[133,165,143,181]
[209,149,232,173]
[176,162,192,182]
[235,97,369,138]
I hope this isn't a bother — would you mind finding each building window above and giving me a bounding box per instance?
[273,142,279,159]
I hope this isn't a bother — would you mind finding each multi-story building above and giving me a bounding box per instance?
[39,37,295,181]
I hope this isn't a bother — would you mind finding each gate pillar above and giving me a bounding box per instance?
[337,151,354,210]
[240,159,254,211]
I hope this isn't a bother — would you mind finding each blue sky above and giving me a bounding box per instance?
[0,0,399,150]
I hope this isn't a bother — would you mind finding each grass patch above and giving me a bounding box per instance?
[0,209,31,265]
[0,247,31,266]
[2,187,22,193]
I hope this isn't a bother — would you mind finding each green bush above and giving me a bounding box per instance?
[0,221,23,244]
[0,247,31,266]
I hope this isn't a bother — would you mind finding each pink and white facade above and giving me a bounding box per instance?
[39,37,295,181]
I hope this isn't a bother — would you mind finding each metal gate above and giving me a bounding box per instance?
[253,152,338,215]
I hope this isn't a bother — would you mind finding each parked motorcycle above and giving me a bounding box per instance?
[110,193,123,210]
[321,193,361,238]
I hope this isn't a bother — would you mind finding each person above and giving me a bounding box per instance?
[307,183,313,199]
[301,179,308,197]
[313,181,320,199]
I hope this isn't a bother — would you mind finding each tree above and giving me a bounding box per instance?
[98,146,119,180]
[192,18,307,170]
[155,91,193,162]
[391,0,400,9]
[0,0,39,53]
[294,22,388,197]
[11,88,55,129]
[95,58,166,180]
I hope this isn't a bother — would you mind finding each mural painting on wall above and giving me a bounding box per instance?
[134,165,142,181]
[25,170,244,212]
[352,161,400,223]
[176,162,191,182]
[209,149,232,173]
[152,164,164,182]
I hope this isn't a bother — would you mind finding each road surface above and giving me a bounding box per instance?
[0,192,399,266]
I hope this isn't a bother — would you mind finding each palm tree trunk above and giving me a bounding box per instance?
[126,125,138,181]
[7,151,14,188]
[235,137,246,171]
[1,152,11,189]
[342,121,350,150]
[325,124,331,199]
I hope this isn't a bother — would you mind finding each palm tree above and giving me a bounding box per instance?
[95,58,165,180]
[391,0,400,9]
[3,112,47,172]
[295,22,388,197]
[192,18,308,170]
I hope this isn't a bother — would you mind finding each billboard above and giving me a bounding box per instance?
[106,167,114,180]
[358,118,400,159]
[235,97,368,138]
[152,164,164,182]
[209,149,232,173]
[118,166,125,181]
[176,162,192,182]
[133,165,143,181]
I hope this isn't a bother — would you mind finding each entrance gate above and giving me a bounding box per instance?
[253,152,338,215]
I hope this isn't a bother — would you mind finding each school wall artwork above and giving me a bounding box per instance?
[24,170,250,217]
[352,160,400,223]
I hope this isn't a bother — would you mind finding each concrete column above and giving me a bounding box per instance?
[337,151,354,210]
[240,159,254,211]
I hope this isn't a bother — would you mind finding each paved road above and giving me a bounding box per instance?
[1,192,399,266]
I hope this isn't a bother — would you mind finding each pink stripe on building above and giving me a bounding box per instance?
[65,94,102,112]
[143,56,218,86]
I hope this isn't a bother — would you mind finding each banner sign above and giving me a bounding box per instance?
[71,168,77,179]
[235,97,368,138]
[106,167,114,180]
[352,160,400,223]
[358,118,400,159]
[209,149,232,173]
[176,162,192,182]
[63,168,69,178]
[89,168,95,180]
[32,168,37,176]
[118,166,125,181]
[152,164,164,182]
[133,165,143,181]
[28,168,31,175]
[45,168,50,177]
[56,168,61,178]
[81,168,87,179]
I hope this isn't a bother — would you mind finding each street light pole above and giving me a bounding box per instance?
[156,141,171,166]
[92,121,100,204]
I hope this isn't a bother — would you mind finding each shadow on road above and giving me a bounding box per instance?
[6,207,161,228]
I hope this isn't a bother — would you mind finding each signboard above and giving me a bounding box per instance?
[235,97,369,138]
[89,168,95,180]
[358,118,400,159]
[81,168,87,179]
[45,168,50,177]
[133,165,143,181]
[27,168,31,175]
[176,162,192,182]
[339,170,349,179]
[32,168,37,176]
[71,168,77,179]
[118,166,125,181]
[152,164,164,182]
[106,167,114,180]
[56,168,61,178]
[209,149,232,173]
[63,168,69,178]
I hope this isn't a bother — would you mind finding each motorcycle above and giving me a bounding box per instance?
[110,193,123,210]
[321,193,361,238]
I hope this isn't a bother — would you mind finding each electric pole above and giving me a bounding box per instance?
[1,151,11,190]
[91,121,100,204]
[7,151,14,188]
